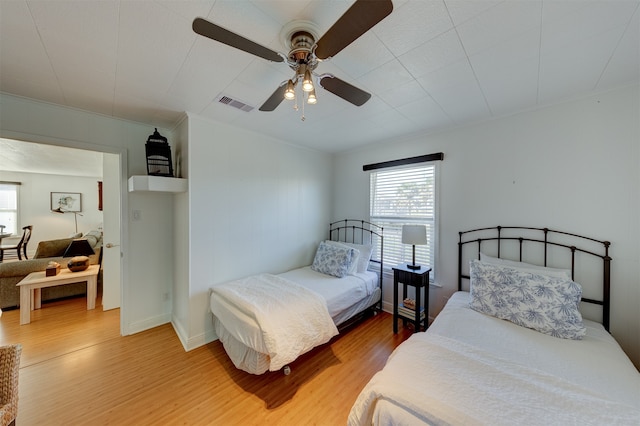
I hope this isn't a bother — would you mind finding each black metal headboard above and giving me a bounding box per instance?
[329,219,384,310]
[458,226,612,330]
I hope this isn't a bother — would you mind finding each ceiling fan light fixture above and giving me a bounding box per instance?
[307,88,317,104]
[302,69,314,92]
[284,79,296,100]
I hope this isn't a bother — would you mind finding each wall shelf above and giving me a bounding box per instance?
[128,175,187,193]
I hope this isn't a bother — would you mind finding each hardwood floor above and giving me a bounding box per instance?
[0,297,413,425]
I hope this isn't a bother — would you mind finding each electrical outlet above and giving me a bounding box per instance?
[163,292,169,301]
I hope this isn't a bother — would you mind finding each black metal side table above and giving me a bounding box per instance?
[392,263,432,333]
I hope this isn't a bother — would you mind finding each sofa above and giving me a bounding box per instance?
[0,230,102,309]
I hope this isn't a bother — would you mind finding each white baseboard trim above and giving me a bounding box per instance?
[170,316,189,351]
[184,329,218,352]
[126,313,171,335]
[382,300,393,314]
[171,315,219,352]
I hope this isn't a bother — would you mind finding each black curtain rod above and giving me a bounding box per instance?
[363,152,444,171]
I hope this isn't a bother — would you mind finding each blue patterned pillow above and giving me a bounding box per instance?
[469,259,586,339]
[311,241,357,278]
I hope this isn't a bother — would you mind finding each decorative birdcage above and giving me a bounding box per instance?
[145,128,174,177]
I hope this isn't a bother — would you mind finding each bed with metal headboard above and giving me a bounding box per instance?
[329,219,384,313]
[457,226,611,329]
[210,219,383,375]
[349,226,639,426]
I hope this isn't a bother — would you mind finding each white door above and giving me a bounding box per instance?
[101,153,121,310]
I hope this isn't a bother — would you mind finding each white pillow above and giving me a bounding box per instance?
[338,241,374,273]
[323,240,360,275]
[469,259,586,340]
[311,241,357,278]
[480,252,572,280]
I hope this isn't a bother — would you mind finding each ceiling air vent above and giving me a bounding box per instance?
[216,94,255,112]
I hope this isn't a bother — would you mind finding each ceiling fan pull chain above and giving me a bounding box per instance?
[301,91,306,121]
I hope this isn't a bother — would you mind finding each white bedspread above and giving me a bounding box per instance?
[278,266,377,317]
[211,273,339,371]
[349,292,640,425]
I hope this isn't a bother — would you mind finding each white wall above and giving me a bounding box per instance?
[333,85,640,368]
[171,116,190,348]
[0,93,176,336]
[174,113,333,350]
[5,88,636,369]
[0,170,103,254]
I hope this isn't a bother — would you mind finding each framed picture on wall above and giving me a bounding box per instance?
[51,192,82,212]
[98,181,103,211]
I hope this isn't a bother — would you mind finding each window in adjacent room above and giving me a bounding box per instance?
[0,182,20,235]
[369,163,438,280]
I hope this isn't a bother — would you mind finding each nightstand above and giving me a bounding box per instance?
[392,263,432,333]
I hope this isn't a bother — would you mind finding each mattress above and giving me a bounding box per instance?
[349,291,640,425]
[211,266,380,374]
[279,266,379,322]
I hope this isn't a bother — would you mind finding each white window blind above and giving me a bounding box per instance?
[0,182,20,235]
[370,164,437,278]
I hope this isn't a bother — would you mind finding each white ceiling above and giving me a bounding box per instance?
[0,0,638,154]
[0,138,103,177]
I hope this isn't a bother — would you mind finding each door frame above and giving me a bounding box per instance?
[0,131,129,335]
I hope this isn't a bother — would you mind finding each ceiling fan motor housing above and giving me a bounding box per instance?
[289,31,315,60]
[288,30,320,79]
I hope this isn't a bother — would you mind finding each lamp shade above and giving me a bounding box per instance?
[63,239,95,257]
[402,225,427,245]
[63,239,95,272]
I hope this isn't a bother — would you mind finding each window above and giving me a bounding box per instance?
[370,164,437,279]
[0,182,20,235]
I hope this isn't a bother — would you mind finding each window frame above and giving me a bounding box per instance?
[0,182,20,235]
[368,162,439,282]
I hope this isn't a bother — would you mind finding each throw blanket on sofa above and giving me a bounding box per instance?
[211,273,339,371]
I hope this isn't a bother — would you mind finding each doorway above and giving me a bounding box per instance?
[0,137,124,330]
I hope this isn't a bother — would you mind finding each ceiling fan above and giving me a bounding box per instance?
[192,0,393,116]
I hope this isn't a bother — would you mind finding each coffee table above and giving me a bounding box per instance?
[17,264,100,325]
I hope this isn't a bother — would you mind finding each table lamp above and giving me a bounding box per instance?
[402,225,427,270]
[63,239,95,272]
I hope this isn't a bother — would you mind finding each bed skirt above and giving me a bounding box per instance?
[214,316,271,374]
[214,286,381,375]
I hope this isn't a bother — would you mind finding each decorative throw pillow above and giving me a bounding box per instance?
[339,242,374,273]
[480,252,572,280]
[323,240,360,275]
[83,230,102,248]
[311,241,357,278]
[469,259,586,340]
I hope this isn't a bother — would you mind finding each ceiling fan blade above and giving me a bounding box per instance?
[315,0,393,60]
[193,17,284,63]
[319,75,371,107]
[259,82,288,111]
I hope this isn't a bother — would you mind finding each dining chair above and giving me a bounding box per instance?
[0,225,32,262]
